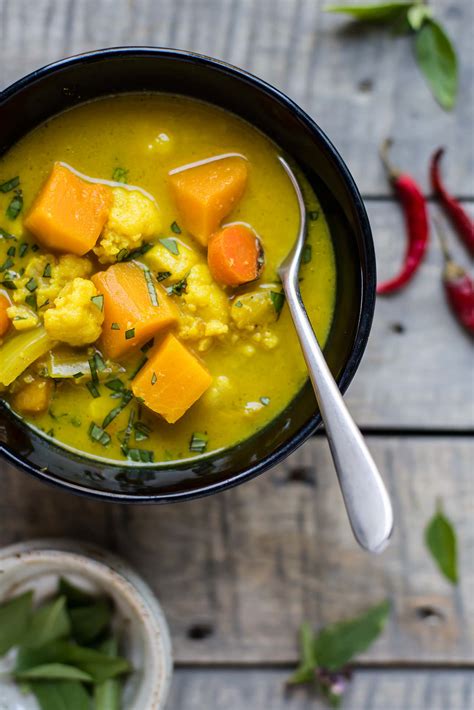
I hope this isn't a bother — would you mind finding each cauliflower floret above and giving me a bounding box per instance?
[178,264,230,346]
[13,254,93,310]
[144,240,201,282]
[6,305,39,331]
[230,290,277,329]
[44,278,104,346]
[94,188,161,264]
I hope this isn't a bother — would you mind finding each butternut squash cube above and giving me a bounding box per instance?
[91,262,178,359]
[24,163,112,256]
[169,156,248,245]
[132,333,212,423]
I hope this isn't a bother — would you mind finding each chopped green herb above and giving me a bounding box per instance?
[308,210,319,221]
[102,406,124,429]
[119,409,136,455]
[302,244,312,264]
[7,245,16,257]
[260,396,270,406]
[42,262,52,278]
[89,422,111,446]
[46,428,55,437]
[25,277,37,292]
[31,243,39,252]
[0,176,20,193]
[25,293,37,310]
[116,248,129,262]
[134,421,151,442]
[105,378,125,392]
[270,290,285,316]
[70,416,82,427]
[0,257,14,272]
[39,299,49,309]
[144,269,159,306]
[6,189,23,219]
[170,221,182,234]
[166,275,188,297]
[86,381,100,398]
[125,328,135,340]
[112,167,128,183]
[91,294,104,311]
[234,300,243,308]
[0,227,16,240]
[128,355,147,380]
[159,238,179,255]
[151,372,157,385]
[19,242,29,258]
[127,448,154,463]
[140,338,154,353]
[111,322,120,330]
[0,280,17,290]
[18,267,25,276]
[73,372,84,379]
[88,356,99,385]
[93,352,107,372]
[157,271,172,282]
[189,432,208,453]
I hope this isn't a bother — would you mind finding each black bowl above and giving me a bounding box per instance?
[0,47,376,503]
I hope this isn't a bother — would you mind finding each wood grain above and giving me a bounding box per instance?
[346,201,474,430]
[168,668,474,710]
[0,0,472,198]
[1,436,473,664]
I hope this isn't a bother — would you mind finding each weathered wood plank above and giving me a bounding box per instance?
[0,0,472,197]
[1,437,473,664]
[168,668,474,710]
[346,201,474,430]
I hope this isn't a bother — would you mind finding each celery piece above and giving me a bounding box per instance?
[0,327,53,386]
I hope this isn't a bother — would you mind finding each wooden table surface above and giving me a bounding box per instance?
[1,1,473,708]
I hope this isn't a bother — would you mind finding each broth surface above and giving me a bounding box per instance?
[0,94,336,463]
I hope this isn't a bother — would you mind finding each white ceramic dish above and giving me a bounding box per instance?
[0,539,172,710]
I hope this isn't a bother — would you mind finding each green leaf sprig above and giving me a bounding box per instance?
[425,499,458,584]
[325,2,458,110]
[288,600,390,706]
[0,577,129,710]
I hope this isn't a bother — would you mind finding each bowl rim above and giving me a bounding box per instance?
[0,46,376,503]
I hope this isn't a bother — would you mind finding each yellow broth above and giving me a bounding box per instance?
[0,94,336,463]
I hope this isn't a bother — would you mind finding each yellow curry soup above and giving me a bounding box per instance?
[0,94,336,464]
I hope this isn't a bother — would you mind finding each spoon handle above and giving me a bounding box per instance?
[282,279,393,553]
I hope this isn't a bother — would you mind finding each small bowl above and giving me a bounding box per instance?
[0,539,172,709]
[0,47,376,502]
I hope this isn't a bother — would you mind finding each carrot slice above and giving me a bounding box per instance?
[207,224,264,286]
[91,262,179,359]
[24,163,112,256]
[132,333,212,423]
[169,156,248,245]
[0,294,11,337]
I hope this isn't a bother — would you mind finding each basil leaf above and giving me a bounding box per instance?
[6,189,23,219]
[314,599,390,670]
[16,662,93,682]
[415,19,457,110]
[287,622,317,685]
[16,640,130,683]
[59,578,95,608]
[425,502,458,584]
[21,596,71,649]
[0,176,20,192]
[70,599,113,645]
[270,290,285,316]
[30,680,92,710]
[94,638,121,710]
[0,591,33,656]
[325,2,411,21]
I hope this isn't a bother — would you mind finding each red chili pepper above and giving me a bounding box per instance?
[377,139,430,295]
[434,218,474,336]
[430,148,474,257]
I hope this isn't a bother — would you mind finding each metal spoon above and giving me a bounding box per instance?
[277,156,393,553]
